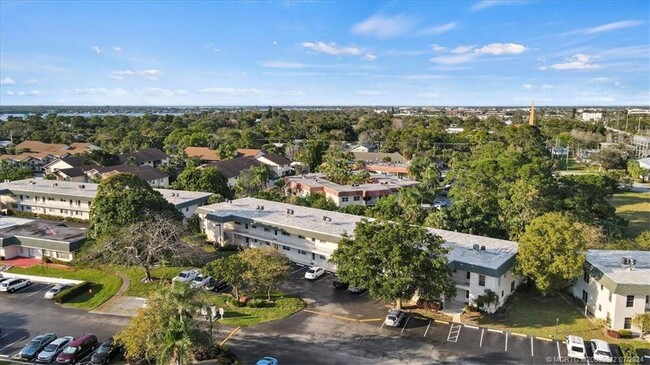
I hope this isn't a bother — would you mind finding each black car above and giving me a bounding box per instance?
[332,280,349,290]
[91,338,117,364]
[205,278,228,292]
[19,333,57,360]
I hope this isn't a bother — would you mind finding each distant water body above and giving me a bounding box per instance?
[0,112,185,121]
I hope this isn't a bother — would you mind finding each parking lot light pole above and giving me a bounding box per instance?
[555,318,559,334]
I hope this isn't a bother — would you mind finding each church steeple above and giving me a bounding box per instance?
[528,99,535,126]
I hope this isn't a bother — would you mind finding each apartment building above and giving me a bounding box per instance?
[197,197,520,310]
[0,216,86,262]
[572,250,650,335]
[286,173,419,207]
[255,153,292,177]
[117,148,170,168]
[0,179,212,220]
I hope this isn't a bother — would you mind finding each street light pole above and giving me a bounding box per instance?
[556,318,559,334]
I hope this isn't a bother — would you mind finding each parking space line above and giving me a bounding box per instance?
[303,309,381,323]
[556,341,561,358]
[434,319,449,324]
[447,323,461,343]
[479,329,485,347]
[0,336,26,354]
[487,328,504,333]
[289,266,307,275]
[27,284,52,297]
[380,321,386,330]
[424,320,431,337]
[400,316,411,334]
[464,324,479,330]
[219,326,241,346]
[0,333,10,341]
[536,336,553,342]
[312,273,333,284]
[530,336,534,357]
[505,333,508,351]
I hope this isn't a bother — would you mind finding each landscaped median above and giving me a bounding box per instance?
[120,266,190,297]
[207,292,306,327]
[7,265,122,310]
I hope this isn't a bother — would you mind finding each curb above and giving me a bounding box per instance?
[464,324,479,329]
[536,336,554,342]
[434,319,450,324]
[511,332,528,337]
[487,328,504,333]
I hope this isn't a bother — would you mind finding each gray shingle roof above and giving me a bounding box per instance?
[203,157,261,178]
[118,148,169,164]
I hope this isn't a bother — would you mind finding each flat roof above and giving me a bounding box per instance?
[0,219,87,245]
[287,173,419,194]
[0,179,212,207]
[587,250,650,286]
[198,197,518,275]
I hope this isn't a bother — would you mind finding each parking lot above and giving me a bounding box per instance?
[0,281,127,361]
[225,264,626,364]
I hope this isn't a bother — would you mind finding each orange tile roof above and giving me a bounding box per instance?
[236,148,262,157]
[184,147,221,161]
[15,140,69,153]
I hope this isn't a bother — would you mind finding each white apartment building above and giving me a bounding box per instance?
[572,250,650,335]
[0,179,212,220]
[197,197,520,310]
[581,112,603,122]
[286,173,419,207]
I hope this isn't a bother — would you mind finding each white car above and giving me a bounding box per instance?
[590,339,613,363]
[0,278,31,293]
[44,284,70,299]
[565,335,586,359]
[384,309,405,327]
[304,267,326,280]
[191,275,213,289]
[433,202,447,210]
[172,268,200,283]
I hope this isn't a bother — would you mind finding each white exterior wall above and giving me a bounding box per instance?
[0,245,74,262]
[451,268,521,312]
[2,193,92,219]
[148,176,170,188]
[572,275,649,335]
[45,160,73,174]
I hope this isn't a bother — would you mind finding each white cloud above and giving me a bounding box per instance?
[364,53,377,61]
[522,84,533,90]
[18,90,44,96]
[417,22,458,35]
[430,53,479,65]
[5,91,14,96]
[451,45,474,54]
[351,14,416,39]
[471,0,524,12]
[175,89,190,96]
[203,43,214,49]
[113,46,123,52]
[356,90,387,96]
[24,79,41,85]
[301,42,361,56]
[91,45,102,54]
[475,43,527,55]
[585,20,643,34]
[541,84,554,90]
[549,54,601,70]
[70,88,128,96]
[213,48,222,53]
[109,70,133,80]
[272,41,278,45]
[260,60,305,68]
[138,69,162,80]
[0,77,15,85]
[431,44,448,52]
[196,87,263,96]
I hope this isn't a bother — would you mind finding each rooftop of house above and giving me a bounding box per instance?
[236,148,263,157]
[90,164,169,181]
[202,157,260,179]
[117,148,169,164]
[0,217,87,243]
[184,147,221,161]
[257,152,292,166]
[587,250,650,286]
[352,151,408,164]
[198,197,518,272]
[15,140,69,153]
[286,173,419,195]
[55,167,87,178]
[0,179,212,206]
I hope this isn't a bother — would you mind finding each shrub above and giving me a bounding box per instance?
[606,329,621,339]
[219,244,241,252]
[618,343,639,365]
[246,299,266,308]
[193,345,240,364]
[416,298,442,312]
[224,296,242,308]
[619,329,633,338]
[54,281,89,304]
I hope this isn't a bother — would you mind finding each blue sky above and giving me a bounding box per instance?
[0,0,648,106]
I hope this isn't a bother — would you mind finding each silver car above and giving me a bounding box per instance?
[384,309,405,327]
[36,336,74,363]
[44,284,70,300]
[0,278,31,293]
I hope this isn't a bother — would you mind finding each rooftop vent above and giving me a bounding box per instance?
[52,183,58,187]
[473,244,480,251]
[256,205,264,210]
[480,246,486,251]
[286,208,294,215]
[78,184,85,189]
[323,216,332,222]
[30,180,36,185]
[621,257,636,271]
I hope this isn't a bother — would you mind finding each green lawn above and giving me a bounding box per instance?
[121,266,189,298]
[8,266,122,310]
[207,292,305,327]
[609,191,650,238]
[466,288,649,350]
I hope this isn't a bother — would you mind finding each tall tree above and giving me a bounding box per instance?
[88,173,182,239]
[241,247,292,301]
[173,166,232,199]
[0,162,34,181]
[331,219,455,309]
[515,212,586,295]
[204,255,248,300]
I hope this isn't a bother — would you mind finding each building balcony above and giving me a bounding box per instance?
[453,279,471,290]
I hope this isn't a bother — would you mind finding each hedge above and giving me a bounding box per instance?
[619,329,633,338]
[54,281,90,304]
[7,210,88,223]
[619,343,639,365]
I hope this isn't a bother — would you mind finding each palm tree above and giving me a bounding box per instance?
[352,160,366,171]
[252,164,274,191]
[421,165,440,190]
[479,289,500,314]
[407,156,429,180]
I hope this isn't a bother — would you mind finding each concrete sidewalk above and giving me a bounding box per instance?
[90,269,146,317]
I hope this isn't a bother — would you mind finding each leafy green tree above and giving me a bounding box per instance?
[88,173,182,239]
[293,193,338,211]
[173,166,232,199]
[331,219,455,309]
[216,143,236,160]
[635,231,650,250]
[86,150,118,166]
[367,195,404,221]
[204,255,248,300]
[590,146,629,171]
[475,289,500,313]
[295,141,329,171]
[0,162,34,181]
[515,212,586,296]
[632,313,650,337]
[320,148,353,184]
[627,160,649,183]
[235,164,273,197]
[338,204,368,216]
[241,247,292,301]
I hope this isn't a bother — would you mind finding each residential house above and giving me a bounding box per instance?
[352,151,409,164]
[184,147,221,162]
[44,156,89,175]
[0,179,212,220]
[202,157,261,187]
[197,197,521,311]
[86,164,170,187]
[349,143,376,153]
[572,250,650,336]
[285,173,419,207]
[117,148,170,168]
[255,153,292,177]
[236,149,263,158]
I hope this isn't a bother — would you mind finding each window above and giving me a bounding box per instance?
[624,318,632,329]
[251,224,257,229]
[478,275,485,287]
[465,290,469,299]
[608,291,612,302]
[600,284,603,290]
[234,221,241,226]
[298,235,305,239]
[583,270,589,283]
[274,230,278,236]
[510,281,515,293]
[342,197,349,202]
[501,291,504,297]
[253,239,258,243]
[245,237,250,244]
[498,276,501,287]
[185,207,189,212]
[264,227,270,232]
[626,295,634,307]
[466,271,471,280]
[281,231,290,236]
[582,290,588,303]
[353,196,360,201]
[298,250,307,255]
[598,304,602,312]
[319,255,326,260]
[311,238,316,242]
[282,246,290,251]
[57,252,71,260]
[245,224,248,229]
